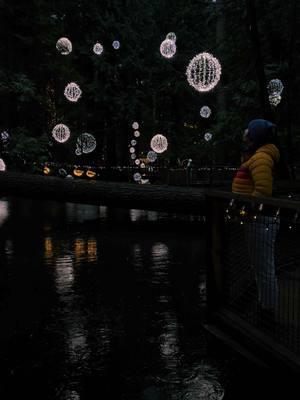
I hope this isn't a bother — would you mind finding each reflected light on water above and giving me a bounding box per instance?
[0,200,9,227]
[44,237,53,261]
[87,238,97,262]
[55,255,74,295]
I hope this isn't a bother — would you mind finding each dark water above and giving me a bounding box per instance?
[0,197,291,399]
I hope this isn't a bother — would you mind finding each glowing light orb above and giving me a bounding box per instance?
[131,139,137,146]
[76,133,97,154]
[269,94,281,107]
[160,39,176,58]
[132,122,139,130]
[1,131,9,141]
[134,130,140,138]
[267,79,284,95]
[131,153,137,160]
[140,162,146,169]
[204,132,213,141]
[56,37,72,55]
[93,42,104,55]
[150,134,168,154]
[0,158,6,171]
[200,106,212,118]
[52,124,71,143]
[112,40,120,49]
[135,159,140,165]
[64,82,82,102]
[129,147,135,153]
[166,32,176,42]
[133,172,142,182]
[147,151,157,163]
[75,148,82,156]
[186,52,222,92]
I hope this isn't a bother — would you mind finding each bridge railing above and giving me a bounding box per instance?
[205,190,300,370]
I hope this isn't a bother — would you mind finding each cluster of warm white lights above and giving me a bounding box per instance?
[52,124,71,143]
[112,40,120,50]
[160,39,177,59]
[133,172,142,182]
[93,42,104,55]
[132,122,139,130]
[56,37,72,55]
[0,158,6,171]
[147,150,157,163]
[200,106,212,118]
[267,79,284,107]
[64,82,82,102]
[150,134,168,153]
[186,52,221,92]
[204,132,213,142]
[76,133,97,154]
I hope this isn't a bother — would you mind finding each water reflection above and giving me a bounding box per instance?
[0,199,9,226]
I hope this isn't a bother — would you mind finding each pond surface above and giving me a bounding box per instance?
[0,197,293,399]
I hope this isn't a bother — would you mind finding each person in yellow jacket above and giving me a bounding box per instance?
[232,119,280,320]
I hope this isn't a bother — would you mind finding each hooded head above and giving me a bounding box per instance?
[246,119,277,151]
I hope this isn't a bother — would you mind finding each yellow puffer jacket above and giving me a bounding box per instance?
[232,144,280,197]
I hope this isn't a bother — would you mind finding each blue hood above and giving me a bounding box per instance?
[247,119,276,149]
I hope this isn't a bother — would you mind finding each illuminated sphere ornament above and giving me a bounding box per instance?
[131,139,137,146]
[0,158,6,172]
[134,130,140,138]
[56,37,72,55]
[131,153,137,160]
[129,147,135,154]
[132,122,139,130]
[204,132,213,142]
[76,133,97,154]
[75,148,82,156]
[112,40,120,49]
[186,52,222,92]
[200,106,212,118]
[52,124,71,143]
[166,32,176,42]
[150,134,168,154]
[64,82,82,102]
[133,172,142,182]
[1,131,9,142]
[160,39,176,59]
[135,159,140,165]
[93,42,104,55]
[147,151,157,163]
[140,162,146,169]
[269,94,281,107]
[267,79,284,96]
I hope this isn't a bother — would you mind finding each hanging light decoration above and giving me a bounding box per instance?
[186,52,222,92]
[93,42,104,55]
[200,106,212,118]
[267,79,284,96]
[56,37,72,55]
[86,170,96,178]
[147,151,157,163]
[132,122,139,130]
[140,162,146,169]
[135,159,140,165]
[64,82,82,102]
[166,32,176,42]
[160,39,176,58]
[52,124,71,143]
[0,131,9,142]
[269,94,281,107]
[133,172,142,182]
[112,40,121,49]
[131,139,137,146]
[0,158,6,172]
[129,147,135,153]
[73,168,84,177]
[131,153,137,160]
[43,166,50,175]
[150,134,168,154]
[76,133,97,154]
[75,148,82,156]
[204,132,213,141]
[134,130,140,138]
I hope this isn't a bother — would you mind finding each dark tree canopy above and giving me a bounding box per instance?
[0,0,299,170]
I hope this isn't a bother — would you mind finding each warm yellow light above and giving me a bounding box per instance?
[44,166,51,175]
[86,170,96,178]
[73,168,84,177]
